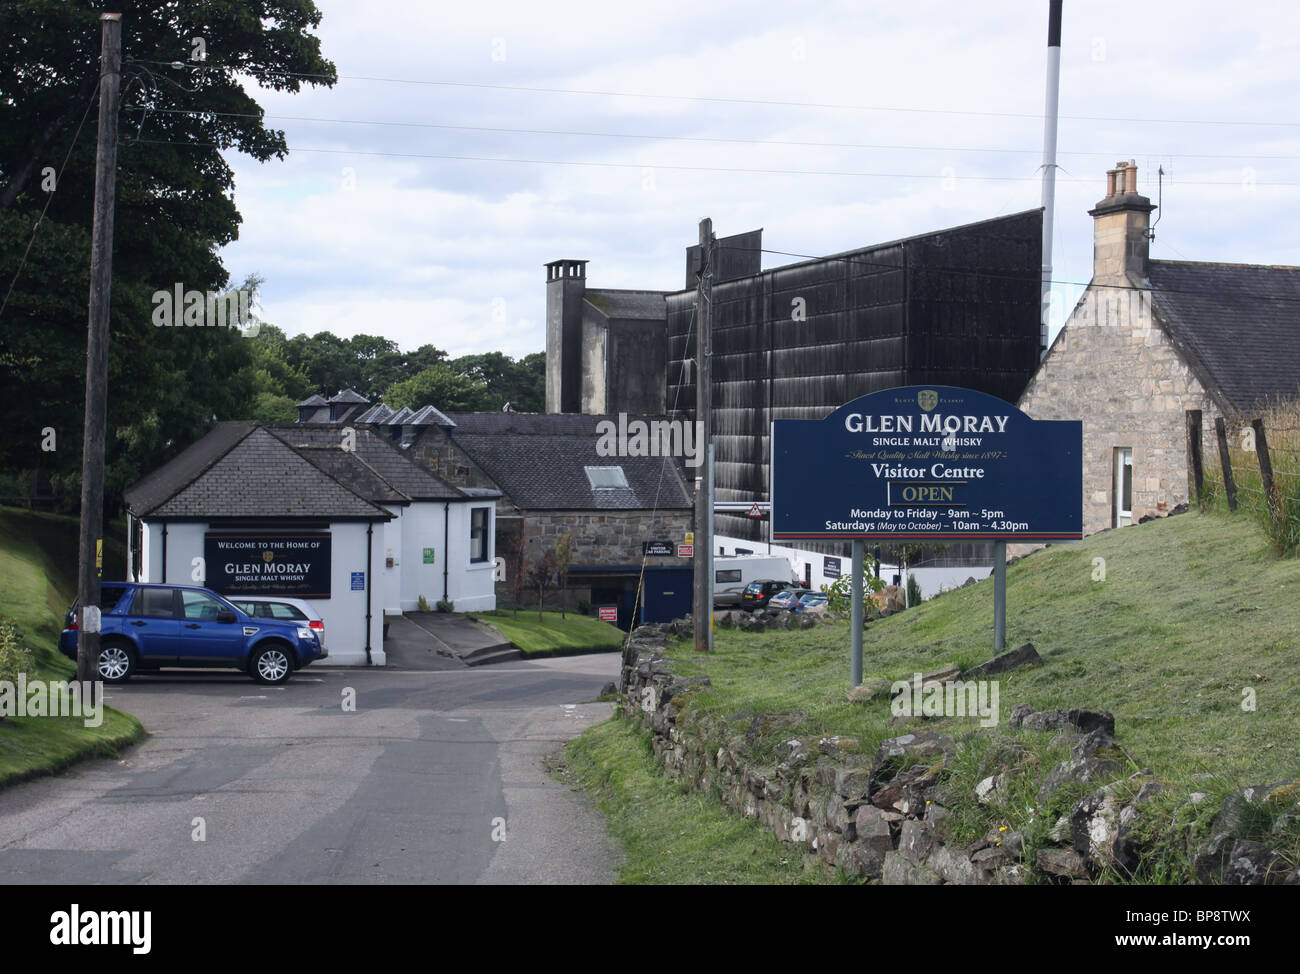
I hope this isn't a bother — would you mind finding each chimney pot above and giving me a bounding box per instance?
[1106,169,1117,197]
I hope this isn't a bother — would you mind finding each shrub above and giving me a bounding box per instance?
[417,595,431,613]
[0,618,36,721]
[436,599,454,613]
[906,573,923,607]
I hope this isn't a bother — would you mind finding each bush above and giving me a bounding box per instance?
[436,599,454,613]
[907,573,923,607]
[417,595,431,613]
[0,618,36,720]
[820,573,885,621]
[577,598,592,615]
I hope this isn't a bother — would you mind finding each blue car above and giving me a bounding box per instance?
[60,582,326,685]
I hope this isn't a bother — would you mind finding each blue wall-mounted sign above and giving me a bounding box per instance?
[772,386,1082,542]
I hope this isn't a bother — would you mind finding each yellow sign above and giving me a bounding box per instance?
[684,532,694,545]
[95,539,102,578]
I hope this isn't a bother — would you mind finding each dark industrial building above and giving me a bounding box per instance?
[546,210,1045,549]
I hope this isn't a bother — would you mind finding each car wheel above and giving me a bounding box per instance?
[250,643,293,685]
[97,642,135,683]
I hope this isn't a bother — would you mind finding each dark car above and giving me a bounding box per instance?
[740,578,797,611]
[60,582,326,685]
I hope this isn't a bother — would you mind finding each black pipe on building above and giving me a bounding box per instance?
[364,522,373,665]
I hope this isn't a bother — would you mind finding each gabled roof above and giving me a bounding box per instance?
[1150,260,1300,411]
[408,404,456,427]
[329,388,370,404]
[124,421,258,516]
[444,412,693,511]
[271,424,471,500]
[130,426,391,519]
[297,394,328,407]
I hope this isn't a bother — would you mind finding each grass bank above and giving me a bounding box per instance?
[560,711,829,884]
[0,507,145,788]
[577,507,1299,882]
[474,608,621,657]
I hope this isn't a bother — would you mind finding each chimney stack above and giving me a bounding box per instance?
[1089,159,1156,284]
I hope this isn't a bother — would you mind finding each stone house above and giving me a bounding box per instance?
[1018,160,1300,535]
[407,411,694,626]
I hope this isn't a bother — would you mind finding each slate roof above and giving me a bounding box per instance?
[124,421,257,516]
[297,394,328,407]
[131,426,391,519]
[1150,260,1300,411]
[584,288,668,320]
[270,425,471,500]
[329,387,370,405]
[444,412,693,510]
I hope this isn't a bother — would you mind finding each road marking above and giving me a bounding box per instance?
[447,717,469,722]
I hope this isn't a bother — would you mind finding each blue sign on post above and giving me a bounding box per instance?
[350,571,365,591]
[772,386,1082,542]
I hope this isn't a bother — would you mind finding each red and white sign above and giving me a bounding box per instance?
[598,606,618,623]
[747,502,765,519]
[677,543,694,558]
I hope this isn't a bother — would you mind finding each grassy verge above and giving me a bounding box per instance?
[474,608,622,656]
[559,711,832,884]
[634,508,1300,880]
[0,506,145,788]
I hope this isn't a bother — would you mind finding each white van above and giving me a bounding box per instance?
[712,555,798,608]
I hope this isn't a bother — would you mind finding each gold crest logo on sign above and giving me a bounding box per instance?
[263,550,274,563]
[918,389,939,412]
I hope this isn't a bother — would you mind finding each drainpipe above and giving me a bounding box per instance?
[443,502,450,603]
[161,521,168,583]
[364,522,373,665]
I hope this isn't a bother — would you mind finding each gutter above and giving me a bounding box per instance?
[443,502,450,603]
[364,521,373,665]
[161,521,168,583]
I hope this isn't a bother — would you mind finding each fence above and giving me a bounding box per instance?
[1188,403,1300,554]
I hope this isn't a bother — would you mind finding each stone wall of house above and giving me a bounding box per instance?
[1019,286,1224,536]
[528,509,691,566]
[408,427,509,510]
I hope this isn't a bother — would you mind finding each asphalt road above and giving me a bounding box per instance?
[0,654,622,884]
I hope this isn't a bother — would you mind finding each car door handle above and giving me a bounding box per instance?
[184,623,201,629]
[130,620,147,627]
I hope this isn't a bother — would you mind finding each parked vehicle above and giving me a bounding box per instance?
[766,587,806,611]
[713,556,798,608]
[740,579,799,611]
[794,591,829,614]
[227,596,327,654]
[60,582,326,685]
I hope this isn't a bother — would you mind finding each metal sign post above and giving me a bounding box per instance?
[850,540,864,686]
[993,540,1007,651]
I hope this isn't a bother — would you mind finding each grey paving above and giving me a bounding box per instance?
[0,654,622,885]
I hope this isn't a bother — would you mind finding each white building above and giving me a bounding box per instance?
[123,420,499,665]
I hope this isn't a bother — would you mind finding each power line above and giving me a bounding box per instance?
[124,58,1300,129]
[124,105,1300,163]
[129,137,1300,188]
[0,88,98,326]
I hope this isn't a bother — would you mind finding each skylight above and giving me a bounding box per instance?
[585,465,630,490]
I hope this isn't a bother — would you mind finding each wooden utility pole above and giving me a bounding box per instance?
[691,218,713,652]
[76,12,123,683]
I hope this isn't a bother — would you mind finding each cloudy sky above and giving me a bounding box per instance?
[216,0,1300,359]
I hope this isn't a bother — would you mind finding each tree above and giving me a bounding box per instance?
[502,519,530,618]
[528,549,558,623]
[0,2,337,512]
[555,531,575,619]
[385,363,487,413]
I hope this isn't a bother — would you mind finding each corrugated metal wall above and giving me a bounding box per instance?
[667,209,1043,543]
